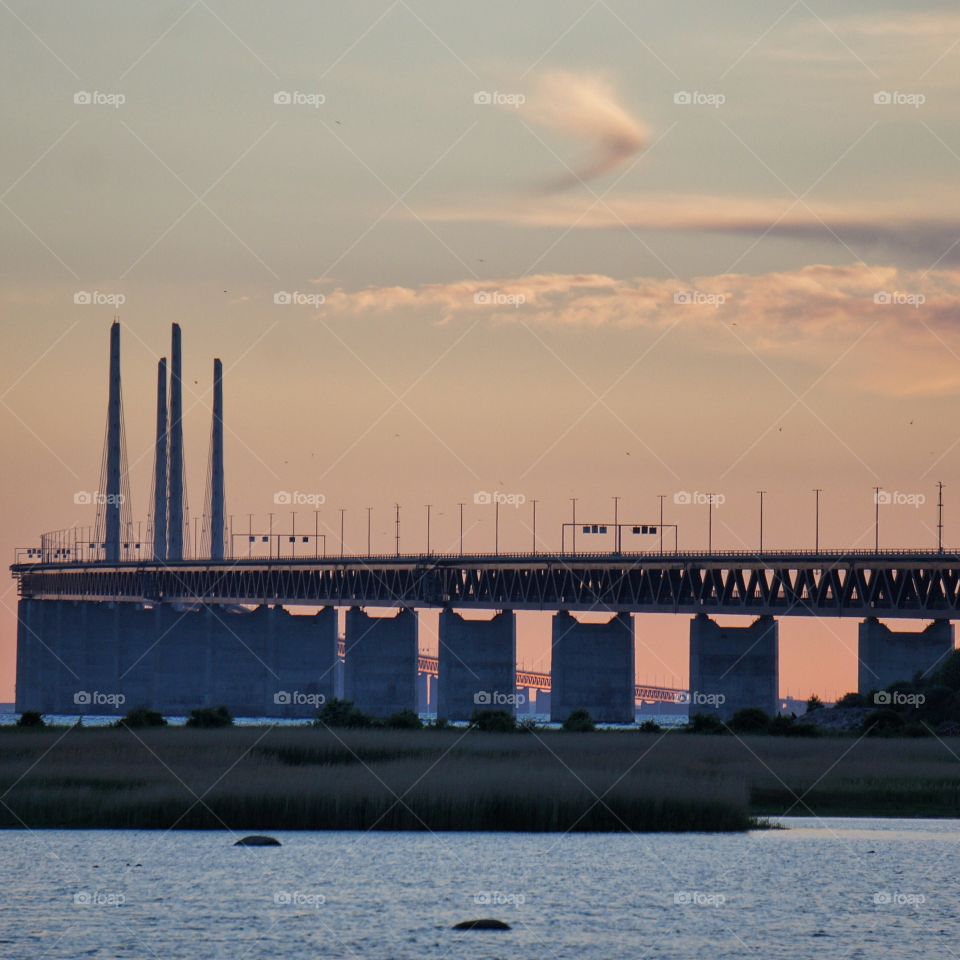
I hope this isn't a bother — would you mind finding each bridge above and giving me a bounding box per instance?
[10,323,958,723]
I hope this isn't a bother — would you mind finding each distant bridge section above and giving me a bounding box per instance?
[13,550,960,620]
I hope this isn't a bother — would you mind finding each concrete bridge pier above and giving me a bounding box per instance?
[858,618,955,693]
[436,610,516,721]
[550,611,635,723]
[344,608,418,718]
[689,614,779,720]
[536,689,551,716]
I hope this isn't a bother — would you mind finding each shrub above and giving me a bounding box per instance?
[729,708,771,734]
[862,708,905,736]
[314,699,373,729]
[118,707,167,729]
[805,695,824,713]
[471,709,516,733]
[836,691,867,708]
[562,709,596,732]
[16,711,45,728]
[186,706,233,729]
[639,720,661,733]
[688,712,726,734]
[385,710,422,730]
[768,714,819,737]
[934,649,960,691]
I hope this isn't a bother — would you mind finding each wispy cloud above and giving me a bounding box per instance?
[318,264,960,395]
[525,70,648,189]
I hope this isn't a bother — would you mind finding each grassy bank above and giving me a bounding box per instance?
[1,726,959,830]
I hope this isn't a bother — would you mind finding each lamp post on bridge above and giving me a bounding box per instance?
[570,497,578,554]
[425,504,432,555]
[658,494,666,554]
[707,494,714,552]
[937,481,944,553]
[531,498,539,555]
[366,506,372,555]
[873,486,881,551]
[757,490,766,552]
[612,495,620,553]
[340,508,346,558]
[458,502,465,555]
[394,504,400,556]
[813,488,822,553]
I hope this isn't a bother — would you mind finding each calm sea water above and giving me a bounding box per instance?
[1,819,956,959]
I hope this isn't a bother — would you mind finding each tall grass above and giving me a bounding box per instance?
[1,728,958,830]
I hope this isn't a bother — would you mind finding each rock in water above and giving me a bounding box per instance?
[234,835,281,847]
[453,919,511,931]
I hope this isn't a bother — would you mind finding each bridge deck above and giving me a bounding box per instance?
[12,550,960,619]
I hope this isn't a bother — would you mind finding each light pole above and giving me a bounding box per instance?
[291,511,296,557]
[707,495,714,552]
[570,498,578,553]
[612,495,620,553]
[394,504,400,556]
[531,499,539,554]
[938,481,944,553]
[458,502,465,555]
[494,498,500,555]
[268,512,274,559]
[425,504,432,554]
[757,490,766,552]
[813,488,822,552]
[873,486,881,551]
[658,494,666,554]
[366,506,372,555]
[314,510,320,558]
[340,508,346,558]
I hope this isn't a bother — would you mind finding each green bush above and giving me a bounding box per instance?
[118,707,167,729]
[639,720,662,733]
[805,695,824,713]
[688,712,727,734]
[862,708,905,736]
[934,649,960,691]
[186,706,233,729]
[562,709,596,732]
[16,711,45,728]
[314,699,373,729]
[471,709,517,733]
[836,691,867,708]
[385,710,423,730]
[729,708,771,734]
[768,714,820,737]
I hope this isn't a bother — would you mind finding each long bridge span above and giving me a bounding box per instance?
[11,322,959,723]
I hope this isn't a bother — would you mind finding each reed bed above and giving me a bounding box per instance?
[1,727,958,830]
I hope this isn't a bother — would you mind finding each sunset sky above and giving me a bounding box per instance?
[2,0,959,701]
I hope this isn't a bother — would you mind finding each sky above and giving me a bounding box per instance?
[1,0,959,701]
